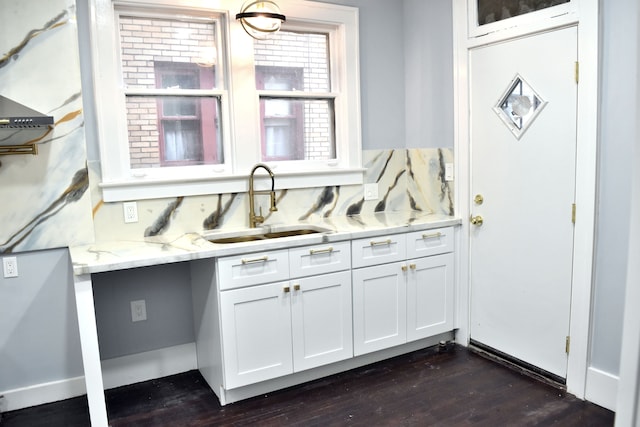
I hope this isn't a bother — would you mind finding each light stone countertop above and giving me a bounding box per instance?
[69,212,461,276]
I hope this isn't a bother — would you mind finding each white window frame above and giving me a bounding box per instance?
[88,0,362,202]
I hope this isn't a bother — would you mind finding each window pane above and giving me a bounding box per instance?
[254,31,330,92]
[126,96,222,168]
[119,16,217,89]
[260,98,335,162]
[162,97,197,117]
[477,0,570,25]
[163,120,201,162]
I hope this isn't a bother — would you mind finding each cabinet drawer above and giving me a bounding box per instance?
[289,241,351,278]
[217,249,289,290]
[406,227,454,258]
[351,234,406,268]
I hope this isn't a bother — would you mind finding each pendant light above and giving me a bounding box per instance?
[236,1,286,40]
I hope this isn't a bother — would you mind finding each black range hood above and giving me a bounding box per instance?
[0,95,54,129]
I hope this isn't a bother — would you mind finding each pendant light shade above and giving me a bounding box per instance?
[236,1,286,40]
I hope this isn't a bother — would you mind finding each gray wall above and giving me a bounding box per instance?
[0,249,83,391]
[589,0,637,375]
[404,0,454,149]
[318,0,454,150]
[315,0,407,150]
[92,263,194,359]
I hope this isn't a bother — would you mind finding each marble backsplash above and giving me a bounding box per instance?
[89,148,454,243]
[0,1,94,254]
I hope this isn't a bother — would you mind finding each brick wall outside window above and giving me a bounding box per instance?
[119,16,216,168]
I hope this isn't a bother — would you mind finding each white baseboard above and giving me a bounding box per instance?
[0,376,88,414]
[101,342,197,390]
[0,343,197,413]
[585,366,618,411]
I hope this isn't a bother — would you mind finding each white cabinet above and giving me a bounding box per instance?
[218,241,352,389]
[193,226,455,402]
[352,261,407,355]
[220,281,293,388]
[291,270,352,371]
[406,252,454,342]
[352,227,454,356]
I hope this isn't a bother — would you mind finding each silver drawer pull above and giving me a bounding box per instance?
[241,255,269,265]
[422,232,442,240]
[310,247,333,255]
[370,239,392,247]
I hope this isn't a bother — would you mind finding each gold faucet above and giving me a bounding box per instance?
[249,163,278,228]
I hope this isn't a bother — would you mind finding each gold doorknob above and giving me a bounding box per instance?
[470,215,484,226]
[474,194,484,205]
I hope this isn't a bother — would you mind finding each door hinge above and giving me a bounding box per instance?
[566,336,571,354]
[571,203,576,224]
[575,61,579,84]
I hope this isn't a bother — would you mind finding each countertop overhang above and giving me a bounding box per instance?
[69,212,461,276]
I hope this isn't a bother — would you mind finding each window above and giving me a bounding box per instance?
[255,31,335,163]
[468,0,577,39]
[90,0,361,201]
[256,66,306,161]
[476,0,570,26]
[119,15,223,170]
[153,62,221,166]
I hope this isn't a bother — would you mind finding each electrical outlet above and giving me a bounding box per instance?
[3,257,18,278]
[445,163,454,181]
[123,201,138,223]
[131,300,147,322]
[364,183,379,201]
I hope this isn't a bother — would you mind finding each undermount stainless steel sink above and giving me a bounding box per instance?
[203,225,330,244]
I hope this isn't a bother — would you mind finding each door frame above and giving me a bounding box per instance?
[452,0,599,399]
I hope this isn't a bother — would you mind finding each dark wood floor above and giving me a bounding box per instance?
[1,345,614,426]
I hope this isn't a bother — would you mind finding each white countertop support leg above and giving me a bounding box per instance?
[74,274,109,427]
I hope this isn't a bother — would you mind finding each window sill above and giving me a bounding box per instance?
[100,168,365,202]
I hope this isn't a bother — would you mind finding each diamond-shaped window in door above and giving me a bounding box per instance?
[494,74,547,140]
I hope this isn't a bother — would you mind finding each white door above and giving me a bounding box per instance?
[469,27,578,379]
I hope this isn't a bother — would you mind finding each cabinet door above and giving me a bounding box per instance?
[220,282,293,389]
[291,271,353,371]
[406,253,454,342]
[352,262,407,356]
